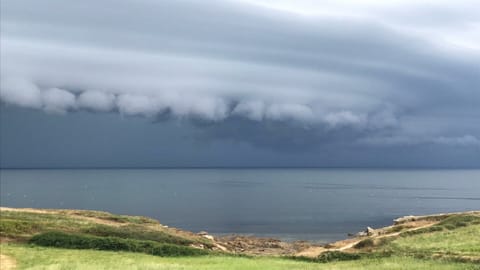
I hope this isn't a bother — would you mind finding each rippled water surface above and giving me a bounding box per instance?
[1,169,479,242]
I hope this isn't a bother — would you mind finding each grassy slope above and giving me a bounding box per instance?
[1,208,480,269]
[390,224,480,256]
[2,245,478,270]
[362,214,480,262]
[0,208,213,247]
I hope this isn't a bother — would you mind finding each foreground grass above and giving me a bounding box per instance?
[390,224,480,257]
[1,208,479,269]
[347,214,480,262]
[2,244,479,270]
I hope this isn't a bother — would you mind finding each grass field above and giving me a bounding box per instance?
[1,208,479,269]
[389,224,480,258]
[1,245,479,270]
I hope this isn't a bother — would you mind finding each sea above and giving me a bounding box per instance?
[1,169,479,243]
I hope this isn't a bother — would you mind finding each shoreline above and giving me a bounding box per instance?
[1,206,479,257]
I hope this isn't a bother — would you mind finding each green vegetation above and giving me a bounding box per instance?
[344,215,480,263]
[0,211,83,238]
[82,224,197,246]
[64,209,159,225]
[2,245,478,270]
[401,215,480,236]
[315,251,361,263]
[0,209,212,246]
[353,238,375,249]
[291,251,362,263]
[0,219,40,238]
[1,209,479,269]
[30,231,209,257]
[390,225,480,258]
[382,225,406,234]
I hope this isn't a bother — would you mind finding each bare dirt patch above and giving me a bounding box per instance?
[0,254,16,270]
[1,207,51,214]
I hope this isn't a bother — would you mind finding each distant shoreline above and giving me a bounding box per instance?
[2,167,480,170]
[1,206,479,257]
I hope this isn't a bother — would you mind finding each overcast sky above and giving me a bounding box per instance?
[1,0,479,168]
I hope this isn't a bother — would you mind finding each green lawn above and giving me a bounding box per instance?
[389,224,480,257]
[2,244,479,270]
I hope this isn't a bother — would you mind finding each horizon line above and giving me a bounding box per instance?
[1,166,479,170]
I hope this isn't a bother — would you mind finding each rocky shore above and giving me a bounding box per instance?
[1,207,479,258]
[206,211,480,256]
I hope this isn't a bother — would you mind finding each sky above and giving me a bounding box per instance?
[1,0,479,168]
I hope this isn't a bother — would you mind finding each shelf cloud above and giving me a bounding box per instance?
[1,0,479,148]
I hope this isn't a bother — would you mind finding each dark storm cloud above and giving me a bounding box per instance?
[1,0,479,148]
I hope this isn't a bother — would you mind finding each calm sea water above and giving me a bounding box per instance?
[1,169,479,242]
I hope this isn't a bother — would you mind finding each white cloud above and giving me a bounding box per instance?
[0,0,479,145]
[323,111,367,128]
[42,88,76,113]
[77,91,115,112]
[0,78,42,109]
[116,94,164,117]
[233,101,265,121]
[433,135,480,146]
[185,97,229,121]
[265,104,314,122]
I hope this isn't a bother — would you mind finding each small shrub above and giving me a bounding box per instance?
[401,226,443,236]
[455,222,468,227]
[384,225,405,234]
[354,238,375,249]
[287,251,361,264]
[30,231,209,257]
[363,250,394,259]
[316,251,361,263]
[82,225,195,246]
[443,224,456,230]
[437,215,480,230]
[375,237,395,247]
